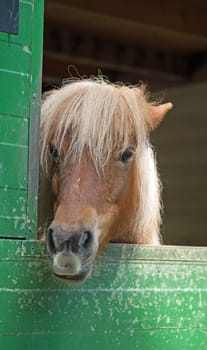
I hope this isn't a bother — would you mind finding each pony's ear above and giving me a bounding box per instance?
[148,102,173,130]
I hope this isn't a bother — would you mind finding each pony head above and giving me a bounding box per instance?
[40,78,172,283]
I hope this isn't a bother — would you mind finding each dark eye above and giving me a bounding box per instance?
[119,147,135,164]
[49,144,59,160]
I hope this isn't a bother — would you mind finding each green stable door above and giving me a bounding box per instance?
[0,1,207,349]
[0,0,42,239]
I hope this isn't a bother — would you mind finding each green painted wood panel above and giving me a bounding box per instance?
[0,144,28,188]
[26,0,44,238]
[0,115,28,145]
[0,0,44,238]
[0,190,27,219]
[1,329,206,350]
[0,40,31,73]
[0,115,28,189]
[0,190,27,237]
[0,70,30,117]
[0,217,26,237]
[0,242,207,349]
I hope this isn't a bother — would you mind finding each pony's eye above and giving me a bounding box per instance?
[49,144,59,160]
[119,147,135,164]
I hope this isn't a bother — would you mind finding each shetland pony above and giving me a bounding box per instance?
[39,78,172,283]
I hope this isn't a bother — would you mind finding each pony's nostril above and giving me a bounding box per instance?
[79,230,93,250]
[47,226,93,255]
[47,227,56,254]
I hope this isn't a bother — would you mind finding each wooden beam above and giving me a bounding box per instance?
[43,51,186,91]
[45,0,207,53]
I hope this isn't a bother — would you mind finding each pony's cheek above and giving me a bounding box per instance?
[106,174,129,202]
[51,174,61,215]
[51,174,59,197]
[95,205,119,240]
[52,199,58,214]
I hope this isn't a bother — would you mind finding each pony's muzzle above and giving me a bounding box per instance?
[47,224,96,282]
[47,224,93,255]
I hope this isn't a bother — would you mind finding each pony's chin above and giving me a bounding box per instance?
[53,269,91,284]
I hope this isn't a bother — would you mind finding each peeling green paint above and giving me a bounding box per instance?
[0,241,207,349]
[0,0,43,238]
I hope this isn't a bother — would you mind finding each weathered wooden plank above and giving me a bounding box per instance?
[0,40,31,73]
[0,240,22,260]
[0,218,27,238]
[0,115,28,145]
[0,189,27,218]
[0,189,27,237]
[21,241,207,262]
[1,239,207,262]
[0,144,28,189]
[26,0,44,239]
[0,287,206,333]
[0,0,44,238]
[0,70,30,117]
[1,328,207,350]
[0,242,207,349]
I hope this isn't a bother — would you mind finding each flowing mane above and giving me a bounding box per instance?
[40,77,172,283]
[40,78,161,244]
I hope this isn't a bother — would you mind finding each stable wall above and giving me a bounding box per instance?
[152,82,207,246]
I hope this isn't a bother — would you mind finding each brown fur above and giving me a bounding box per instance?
[39,78,172,272]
